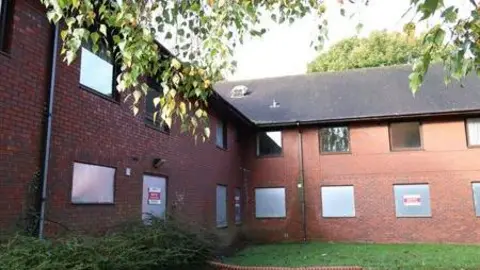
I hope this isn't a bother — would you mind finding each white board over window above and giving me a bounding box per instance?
[321,186,355,217]
[71,162,115,204]
[255,188,286,218]
[394,184,431,217]
[216,185,227,227]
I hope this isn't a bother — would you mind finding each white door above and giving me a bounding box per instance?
[142,175,167,221]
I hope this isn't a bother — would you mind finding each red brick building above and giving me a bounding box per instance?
[2,0,480,244]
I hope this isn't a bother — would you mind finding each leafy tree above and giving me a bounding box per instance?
[307,31,447,73]
[39,0,480,138]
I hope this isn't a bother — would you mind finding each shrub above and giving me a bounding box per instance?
[0,217,215,270]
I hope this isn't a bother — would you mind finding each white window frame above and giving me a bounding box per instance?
[71,162,115,204]
[321,186,356,218]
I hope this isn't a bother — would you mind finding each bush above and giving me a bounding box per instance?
[0,217,215,270]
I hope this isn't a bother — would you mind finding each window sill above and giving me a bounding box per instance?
[235,222,242,226]
[390,147,424,152]
[467,144,480,149]
[216,145,228,151]
[255,216,286,220]
[71,202,115,205]
[320,151,351,155]
[216,225,228,229]
[80,84,120,104]
[322,216,356,219]
[145,122,170,135]
[396,215,432,218]
[256,153,283,159]
[0,50,11,58]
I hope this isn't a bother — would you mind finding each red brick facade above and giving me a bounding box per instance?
[2,0,480,245]
[243,119,480,243]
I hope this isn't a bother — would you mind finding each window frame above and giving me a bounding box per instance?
[465,118,480,148]
[254,187,287,219]
[256,131,283,157]
[144,79,170,133]
[472,182,480,217]
[0,0,12,52]
[71,162,116,205]
[216,184,228,228]
[393,183,432,218]
[320,185,356,218]
[388,121,423,151]
[319,125,351,155]
[216,119,228,149]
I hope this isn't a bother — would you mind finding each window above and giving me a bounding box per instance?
[79,45,116,97]
[216,185,227,228]
[466,118,480,147]
[71,162,115,204]
[257,131,282,156]
[0,0,11,51]
[321,186,355,217]
[255,188,286,218]
[145,86,169,132]
[472,183,480,217]
[320,126,350,153]
[234,188,241,224]
[393,184,431,217]
[216,120,227,149]
[389,122,422,150]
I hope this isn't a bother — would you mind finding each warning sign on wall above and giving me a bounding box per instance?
[403,194,421,206]
[148,187,161,205]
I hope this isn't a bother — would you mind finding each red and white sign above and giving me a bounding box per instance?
[403,194,421,206]
[148,187,161,205]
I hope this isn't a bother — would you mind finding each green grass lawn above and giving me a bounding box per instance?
[224,242,480,270]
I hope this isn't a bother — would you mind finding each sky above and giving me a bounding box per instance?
[228,0,472,82]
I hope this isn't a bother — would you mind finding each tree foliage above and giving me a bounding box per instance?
[39,0,480,137]
[307,31,448,73]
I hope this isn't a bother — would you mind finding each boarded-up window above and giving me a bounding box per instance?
[394,184,431,217]
[320,127,350,153]
[71,162,115,204]
[321,186,355,217]
[234,188,241,224]
[257,131,282,156]
[466,118,480,146]
[472,183,480,217]
[216,185,227,228]
[255,188,286,218]
[390,122,422,150]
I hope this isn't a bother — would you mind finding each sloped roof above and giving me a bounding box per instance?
[214,65,480,127]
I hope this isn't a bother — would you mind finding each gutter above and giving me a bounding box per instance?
[39,24,59,239]
[255,109,480,129]
[296,121,307,242]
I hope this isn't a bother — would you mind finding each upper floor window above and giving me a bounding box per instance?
[79,43,116,98]
[257,131,282,157]
[320,126,350,153]
[145,84,169,133]
[0,0,11,52]
[389,122,422,151]
[216,120,227,149]
[466,118,480,147]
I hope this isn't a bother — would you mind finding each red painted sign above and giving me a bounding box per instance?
[148,187,161,205]
[403,194,421,206]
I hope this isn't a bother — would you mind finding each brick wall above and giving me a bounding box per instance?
[0,0,50,230]
[244,117,480,243]
[43,46,247,244]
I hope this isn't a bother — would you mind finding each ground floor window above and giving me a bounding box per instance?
[234,188,241,224]
[255,187,286,218]
[321,186,355,217]
[71,162,115,204]
[216,185,227,228]
[472,183,480,217]
[394,184,431,217]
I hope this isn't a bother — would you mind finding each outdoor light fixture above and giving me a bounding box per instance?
[152,158,167,168]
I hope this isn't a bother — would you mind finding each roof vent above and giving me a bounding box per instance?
[269,99,280,108]
[231,85,249,98]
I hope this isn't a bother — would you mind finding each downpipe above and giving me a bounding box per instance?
[297,122,307,242]
[38,24,59,239]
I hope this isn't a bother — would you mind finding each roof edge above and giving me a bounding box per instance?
[256,109,480,128]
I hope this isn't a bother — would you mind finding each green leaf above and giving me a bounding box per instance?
[165,32,173,39]
[204,127,210,138]
[100,24,108,36]
[340,8,345,17]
